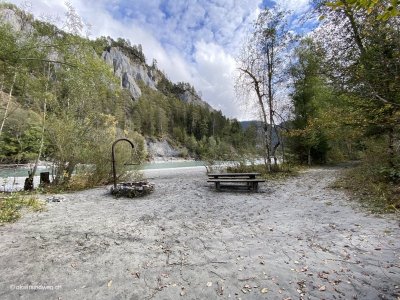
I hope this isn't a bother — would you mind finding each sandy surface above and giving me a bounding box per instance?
[0,166,399,300]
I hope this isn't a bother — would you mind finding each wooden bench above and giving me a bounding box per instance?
[207,173,265,191]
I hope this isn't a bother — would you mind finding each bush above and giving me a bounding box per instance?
[334,163,400,213]
[333,138,400,213]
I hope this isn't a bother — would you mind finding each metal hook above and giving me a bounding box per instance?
[111,138,135,189]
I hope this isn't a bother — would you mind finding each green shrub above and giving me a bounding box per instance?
[333,138,400,213]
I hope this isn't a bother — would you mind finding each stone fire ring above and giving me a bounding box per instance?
[110,181,155,198]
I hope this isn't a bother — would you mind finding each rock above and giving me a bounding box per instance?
[0,8,35,35]
[146,139,181,158]
[46,196,66,203]
[111,181,155,198]
[102,47,214,111]
[102,47,157,100]
[122,72,142,99]
[179,89,213,110]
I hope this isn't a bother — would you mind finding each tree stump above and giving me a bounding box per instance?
[24,177,33,191]
[40,172,50,186]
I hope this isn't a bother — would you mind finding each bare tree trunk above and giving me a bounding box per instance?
[281,139,286,165]
[266,46,274,172]
[308,148,312,166]
[239,68,271,172]
[26,64,51,189]
[0,73,17,137]
[272,139,280,166]
[28,102,46,181]
[54,162,65,185]
[277,125,286,165]
[342,0,366,55]
[65,162,76,183]
[388,127,395,169]
[271,120,282,167]
[54,161,75,185]
[264,124,271,172]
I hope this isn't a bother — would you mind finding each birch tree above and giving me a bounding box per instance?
[236,8,295,171]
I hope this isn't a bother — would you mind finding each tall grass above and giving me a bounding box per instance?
[227,162,304,180]
[0,194,45,224]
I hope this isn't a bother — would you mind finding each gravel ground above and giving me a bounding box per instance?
[0,166,399,300]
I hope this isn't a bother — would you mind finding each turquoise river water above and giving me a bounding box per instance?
[0,161,205,178]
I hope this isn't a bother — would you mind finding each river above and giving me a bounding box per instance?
[0,160,206,192]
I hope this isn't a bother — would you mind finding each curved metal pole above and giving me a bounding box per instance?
[112,138,135,189]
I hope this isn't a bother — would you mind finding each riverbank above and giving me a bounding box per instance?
[0,166,399,299]
[0,159,205,192]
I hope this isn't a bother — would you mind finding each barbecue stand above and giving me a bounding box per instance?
[110,138,154,197]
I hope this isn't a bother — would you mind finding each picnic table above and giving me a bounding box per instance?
[207,172,265,191]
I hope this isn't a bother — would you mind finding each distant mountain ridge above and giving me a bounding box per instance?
[240,120,263,130]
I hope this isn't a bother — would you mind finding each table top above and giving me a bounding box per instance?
[208,172,261,177]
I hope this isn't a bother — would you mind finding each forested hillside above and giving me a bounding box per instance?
[0,3,257,187]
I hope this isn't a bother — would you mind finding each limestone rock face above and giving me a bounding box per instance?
[146,139,181,159]
[0,8,33,33]
[102,47,213,110]
[179,90,213,110]
[102,47,157,100]
[0,6,214,112]
[0,8,22,31]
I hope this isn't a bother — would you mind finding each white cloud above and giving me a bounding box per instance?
[274,0,310,13]
[192,40,239,117]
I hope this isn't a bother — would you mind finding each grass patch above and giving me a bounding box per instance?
[227,163,305,180]
[0,194,45,225]
[332,163,400,214]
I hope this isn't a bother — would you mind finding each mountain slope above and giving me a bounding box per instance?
[0,3,255,169]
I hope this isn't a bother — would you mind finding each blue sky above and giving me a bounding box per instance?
[6,0,311,120]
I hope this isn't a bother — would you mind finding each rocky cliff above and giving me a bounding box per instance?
[102,46,158,100]
[0,7,31,32]
[100,39,213,110]
[146,139,182,159]
[0,6,213,111]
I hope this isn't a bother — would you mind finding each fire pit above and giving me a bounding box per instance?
[110,138,155,198]
[111,181,155,198]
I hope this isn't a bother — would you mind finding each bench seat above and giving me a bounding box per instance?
[207,178,265,191]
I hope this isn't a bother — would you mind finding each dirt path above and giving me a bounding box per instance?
[0,167,399,299]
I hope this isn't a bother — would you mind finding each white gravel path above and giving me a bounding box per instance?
[0,166,399,300]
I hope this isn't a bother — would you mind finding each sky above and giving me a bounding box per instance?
[6,0,311,120]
